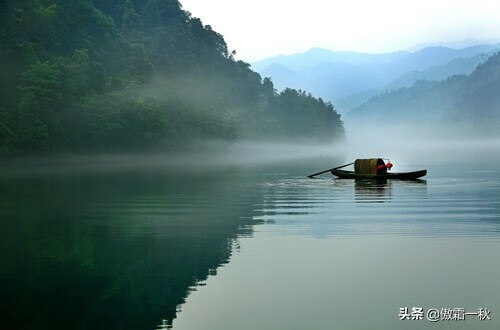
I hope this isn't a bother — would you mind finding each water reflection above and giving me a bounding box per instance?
[354,179,392,203]
[255,171,500,239]
[1,157,500,330]
[353,179,427,203]
[170,163,500,330]
[0,168,265,330]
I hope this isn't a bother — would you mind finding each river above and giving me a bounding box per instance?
[1,142,499,329]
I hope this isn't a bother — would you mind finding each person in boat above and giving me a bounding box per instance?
[309,158,426,179]
[376,160,393,174]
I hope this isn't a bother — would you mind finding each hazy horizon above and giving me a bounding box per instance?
[180,0,500,62]
[250,39,500,62]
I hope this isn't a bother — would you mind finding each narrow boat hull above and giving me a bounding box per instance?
[331,169,427,180]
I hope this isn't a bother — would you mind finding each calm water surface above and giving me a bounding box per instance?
[1,152,499,329]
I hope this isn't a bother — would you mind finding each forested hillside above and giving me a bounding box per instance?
[0,0,344,154]
[347,52,500,132]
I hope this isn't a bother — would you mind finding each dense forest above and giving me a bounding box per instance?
[0,0,344,155]
[347,51,500,132]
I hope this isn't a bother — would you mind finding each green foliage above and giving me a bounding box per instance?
[19,61,63,110]
[0,106,17,153]
[16,92,50,151]
[81,94,168,150]
[0,0,344,155]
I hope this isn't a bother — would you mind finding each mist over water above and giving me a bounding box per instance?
[1,129,500,330]
[2,129,499,179]
[344,119,500,167]
[0,141,345,178]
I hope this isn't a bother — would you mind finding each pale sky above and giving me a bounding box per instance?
[179,0,500,62]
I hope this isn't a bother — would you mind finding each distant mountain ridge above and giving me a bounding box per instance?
[346,51,500,133]
[407,38,500,52]
[252,47,408,72]
[335,51,495,111]
[252,44,500,113]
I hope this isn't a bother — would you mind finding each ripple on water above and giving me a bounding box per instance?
[253,175,500,239]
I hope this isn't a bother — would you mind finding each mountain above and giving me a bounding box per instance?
[0,0,344,155]
[347,52,500,134]
[253,44,500,112]
[385,53,491,90]
[335,51,494,112]
[408,38,500,52]
[259,63,303,91]
[252,47,408,72]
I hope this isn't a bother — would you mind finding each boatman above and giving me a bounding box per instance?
[377,162,393,171]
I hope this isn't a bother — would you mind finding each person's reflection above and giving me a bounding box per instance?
[354,179,392,203]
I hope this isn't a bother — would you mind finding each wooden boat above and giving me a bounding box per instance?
[308,158,427,180]
[331,158,426,180]
[331,168,427,180]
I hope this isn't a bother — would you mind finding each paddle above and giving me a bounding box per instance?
[307,162,354,178]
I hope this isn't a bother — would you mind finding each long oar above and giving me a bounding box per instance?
[307,162,354,178]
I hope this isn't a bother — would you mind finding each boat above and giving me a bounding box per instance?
[331,168,427,180]
[331,158,427,180]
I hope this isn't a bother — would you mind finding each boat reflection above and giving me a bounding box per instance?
[354,179,392,203]
[352,179,427,203]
